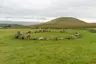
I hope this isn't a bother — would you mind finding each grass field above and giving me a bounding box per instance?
[0,29,96,64]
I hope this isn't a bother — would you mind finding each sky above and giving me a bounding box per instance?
[0,0,96,23]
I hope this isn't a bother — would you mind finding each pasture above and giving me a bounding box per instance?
[0,29,96,64]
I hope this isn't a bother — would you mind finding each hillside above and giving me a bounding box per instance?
[87,23,96,28]
[46,17,86,24]
[32,17,93,28]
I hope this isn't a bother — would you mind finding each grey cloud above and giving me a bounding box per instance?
[0,0,96,19]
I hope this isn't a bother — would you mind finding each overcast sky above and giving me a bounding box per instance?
[0,0,96,22]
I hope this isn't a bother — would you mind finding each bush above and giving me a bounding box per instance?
[89,29,96,33]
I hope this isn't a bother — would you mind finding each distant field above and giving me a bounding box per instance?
[0,29,96,64]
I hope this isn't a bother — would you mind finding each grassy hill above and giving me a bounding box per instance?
[88,23,96,28]
[32,17,96,28]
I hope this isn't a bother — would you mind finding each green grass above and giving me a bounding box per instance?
[0,29,96,64]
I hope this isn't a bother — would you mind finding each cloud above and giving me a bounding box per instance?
[0,0,96,22]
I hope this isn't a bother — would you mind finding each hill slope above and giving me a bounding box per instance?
[47,17,86,24]
[32,17,91,28]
